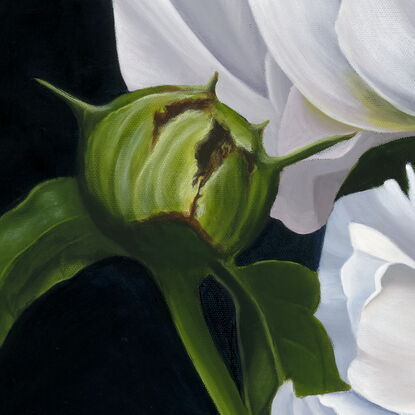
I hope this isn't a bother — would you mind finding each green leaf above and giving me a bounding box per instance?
[212,261,348,415]
[338,136,415,198]
[0,178,126,345]
[0,180,248,415]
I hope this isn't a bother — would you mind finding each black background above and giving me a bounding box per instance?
[0,1,324,413]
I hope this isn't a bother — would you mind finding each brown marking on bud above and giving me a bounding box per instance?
[193,121,236,187]
[189,121,257,217]
[152,98,212,146]
[190,121,235,217]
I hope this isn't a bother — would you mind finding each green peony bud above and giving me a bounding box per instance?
[36,75,354,257]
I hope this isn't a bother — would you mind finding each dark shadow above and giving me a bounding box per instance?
[0,257,217,415]
[237,218,325,271]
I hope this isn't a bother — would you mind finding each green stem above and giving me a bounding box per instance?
[211,261,283,415]
[272,132,357,170]
[148,264,249,415]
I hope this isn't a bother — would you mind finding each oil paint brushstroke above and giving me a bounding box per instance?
[1,1,415,415]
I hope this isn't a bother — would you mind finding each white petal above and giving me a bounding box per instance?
[318,162,415,415]
[113,0,274,127]
[170,0,268,96]
[340,222,415,335]
[264,53,292,128]
[349,263,415,414]
[349,223,415,267]
[317,198,358,379]
[272,382,295,415]
[277,87,356,155]
[248,0,415,131]
[319,174,415,317]
[340,250,386,336]
[273,383,399,415]
[316,295,355,380]
[317,172,415,374]
[319,391,398,415]
[261,53,292,156]
[271,132,404,234]
[272,382,336,415]
[406,163,415,208]
[370,178,415,260]
[336,0,415,117]
[322,177,415,266]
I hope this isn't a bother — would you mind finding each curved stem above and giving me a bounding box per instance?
[211,261,283,415]
[148,264,249,415]
[271,132,357,170]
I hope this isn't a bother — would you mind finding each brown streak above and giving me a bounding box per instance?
[192,121,236,186]
[190,121,256,217]
[152,98,212,146]
[189,182,203,217]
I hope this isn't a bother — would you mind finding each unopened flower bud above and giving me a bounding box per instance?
[37,75,353,257]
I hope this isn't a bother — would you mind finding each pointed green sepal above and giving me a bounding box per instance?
[34,78,95,119]
[251,120,270,133]
[205,72,219,94]
[34,78,110,137]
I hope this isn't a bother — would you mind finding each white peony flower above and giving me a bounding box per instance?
[113,0,415,234]
[272,163,415,415]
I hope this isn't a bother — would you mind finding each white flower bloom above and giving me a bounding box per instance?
[273,164,415,415]
[113,0,415,233]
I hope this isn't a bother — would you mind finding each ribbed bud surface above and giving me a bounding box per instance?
[40,78,279,256]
